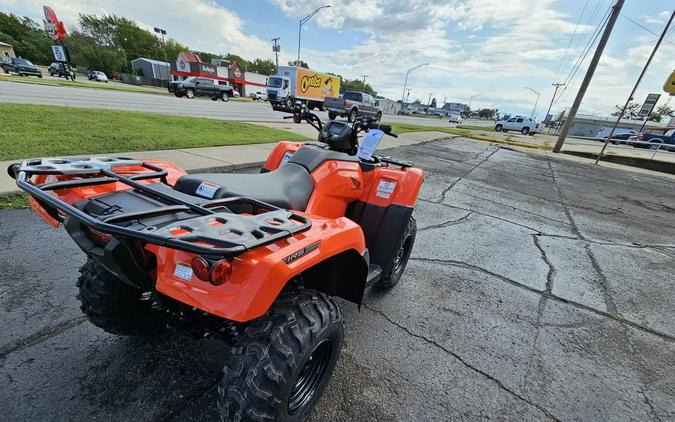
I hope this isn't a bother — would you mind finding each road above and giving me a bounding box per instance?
[0,80,474,127]
[1,139,674,421]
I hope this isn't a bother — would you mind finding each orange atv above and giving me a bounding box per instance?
[8,106,424,421]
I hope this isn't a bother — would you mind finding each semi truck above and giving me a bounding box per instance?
[267,66,340,110]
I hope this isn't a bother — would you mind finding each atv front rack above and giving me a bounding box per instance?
[12,157,311,257]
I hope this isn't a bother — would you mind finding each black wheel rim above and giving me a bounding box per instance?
[288,340,332,415]
[393,236,413,274]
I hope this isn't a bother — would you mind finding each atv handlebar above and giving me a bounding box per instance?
[286,103,396,138]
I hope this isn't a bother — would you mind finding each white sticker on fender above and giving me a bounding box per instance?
[195,180,220,198]
[174,263,193,281]
[376,179,397,199]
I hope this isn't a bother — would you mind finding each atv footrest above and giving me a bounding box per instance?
[366,264,382,285]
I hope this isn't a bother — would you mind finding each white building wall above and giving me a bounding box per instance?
[243,71,268,96]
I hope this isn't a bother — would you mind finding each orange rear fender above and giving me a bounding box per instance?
[149,215,367,322]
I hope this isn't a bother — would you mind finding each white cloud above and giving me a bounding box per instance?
[0,0,273,59]
[641,10,671,25]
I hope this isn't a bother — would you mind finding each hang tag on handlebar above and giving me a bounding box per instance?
[357,129,385,161]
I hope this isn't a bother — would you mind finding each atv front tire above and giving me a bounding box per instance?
[218,289,343,422]
[374,216,417,290]
[76,260,166,336]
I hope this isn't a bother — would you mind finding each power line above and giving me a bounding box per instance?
[621,14,675,47]
[555,6,612,104]
[555,0,589,79]
[561,0,608,77]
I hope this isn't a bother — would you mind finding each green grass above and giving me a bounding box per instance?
[0,103,308,160]
[0,192,30,209]
[457,124,495,131]
[383,122,553,151]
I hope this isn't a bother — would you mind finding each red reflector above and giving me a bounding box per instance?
[191,256,210,281]
[209,259,232,286]
[89,228,112,246]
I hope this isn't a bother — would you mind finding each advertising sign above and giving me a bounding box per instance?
[198,63,217,76]
[51,45,67,62]
[295,68,339,101]
[664,70,675,95]
[43,6,67,41]
[638,93,661,118]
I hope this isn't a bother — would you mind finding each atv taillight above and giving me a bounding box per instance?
[191,256,210,281]
[209,259,232,285]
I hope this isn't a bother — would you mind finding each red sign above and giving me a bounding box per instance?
[43,5,67,41]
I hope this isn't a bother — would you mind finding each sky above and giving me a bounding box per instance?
[1,0,674,118]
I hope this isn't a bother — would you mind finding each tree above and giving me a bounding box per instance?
[249,58,276,75]
[289,60,308,68]
[478,108,494,119]
[650,103,674,123]
[612,102,641,120]
[0,13,53,64]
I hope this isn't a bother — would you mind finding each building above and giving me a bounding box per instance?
[169,52,267,96]
[443,102,469,116]
[0,41,16,61]
[130,58,171,80]
[555,111,669,137]
[375,97,401,115]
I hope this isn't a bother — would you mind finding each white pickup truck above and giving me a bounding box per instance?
[495,116,540,135]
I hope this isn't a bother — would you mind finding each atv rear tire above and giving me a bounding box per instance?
[374,216,417,290]
[76,260,166,336]
[217,289,343,422]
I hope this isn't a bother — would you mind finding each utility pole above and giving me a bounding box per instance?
[596,8,674,164]
[406,89,411,104]
[271,37,280,71]
[361,74,368,85]
[545,82,565,128]
[553,0,624,153]
[428,93,433,106]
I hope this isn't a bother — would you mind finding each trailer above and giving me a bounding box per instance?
[267,66,340,110]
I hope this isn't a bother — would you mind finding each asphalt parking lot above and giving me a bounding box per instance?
[1,138,674,421]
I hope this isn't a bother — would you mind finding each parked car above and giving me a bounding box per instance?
[448,114,463,124]
[594,128,637,144]
[1,57,42,78]
[48,62,60,76]
[324,91,383,122]
[168,77,234,101]
[88,70,109,83]
[636,129,675,151]
[495,116,540,135]
[250,91,267,101]
[49,63,76,80]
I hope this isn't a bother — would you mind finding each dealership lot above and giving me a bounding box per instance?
[1,138,674,421]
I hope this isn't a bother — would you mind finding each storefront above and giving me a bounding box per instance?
[169,52,267,97]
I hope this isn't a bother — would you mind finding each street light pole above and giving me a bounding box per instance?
[154,27,168,81]
[271,37,280,71]
[524,86,541,119]
[401,63,429,105]
[297,5,331,66]
[468,93,482,109]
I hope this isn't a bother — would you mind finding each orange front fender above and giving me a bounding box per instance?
[148,215,366,322]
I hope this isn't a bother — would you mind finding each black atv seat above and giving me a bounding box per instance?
[174,163,314,211]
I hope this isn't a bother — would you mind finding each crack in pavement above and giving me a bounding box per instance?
[546,157,585,240]
[418,199,675,254]
[362,303,561,422]
[0,316,87,360]
[640,387,663,422]
[434,146,500,204]
[409,257,675,342]
[584,244,619,315]
[418,211,473,232]
[521,235,558,388]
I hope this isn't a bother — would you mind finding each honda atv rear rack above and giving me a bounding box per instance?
[11,157,311,257]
